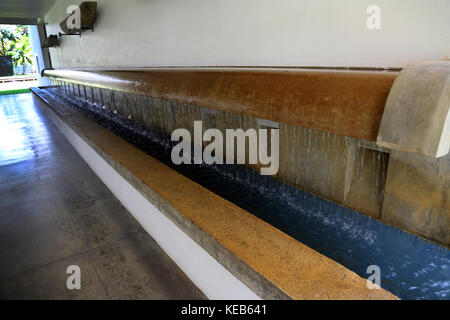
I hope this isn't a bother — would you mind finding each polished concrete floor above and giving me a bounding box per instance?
[0,93,206,299]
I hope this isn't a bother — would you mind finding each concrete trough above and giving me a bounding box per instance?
[32,65,450,299]
[31,87,398,300]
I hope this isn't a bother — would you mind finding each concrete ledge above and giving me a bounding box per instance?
[42,67,397,141]
[377,61,450,158]
[31,88,398,300]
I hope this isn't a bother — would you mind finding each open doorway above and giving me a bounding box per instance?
[0,24,38,95]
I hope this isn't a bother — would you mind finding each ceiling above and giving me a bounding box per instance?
[0,0,56,24]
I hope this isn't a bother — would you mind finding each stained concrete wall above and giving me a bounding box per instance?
[377,61,450,158]
[43,0,450,69]
[382,151,449,246]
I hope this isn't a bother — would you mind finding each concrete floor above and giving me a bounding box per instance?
[0,93,206,300]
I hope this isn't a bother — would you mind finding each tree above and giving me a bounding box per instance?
[0,28,16,56]
[1,25,33,75]
[12,37,32,74]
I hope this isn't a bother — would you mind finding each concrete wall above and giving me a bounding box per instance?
[382,151,449,246]
[44,0,450,69]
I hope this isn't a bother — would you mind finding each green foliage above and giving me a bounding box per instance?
[12,37,32,74]
[0,25,33,74]
[0,27,17,56]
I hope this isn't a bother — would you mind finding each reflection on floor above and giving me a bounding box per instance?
[0,93,206,299]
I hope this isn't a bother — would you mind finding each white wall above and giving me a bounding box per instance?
[44,0,450,69]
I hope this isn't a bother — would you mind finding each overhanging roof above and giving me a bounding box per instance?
[0,0,56,25]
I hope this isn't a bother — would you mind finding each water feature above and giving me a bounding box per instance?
[42,87,449,300]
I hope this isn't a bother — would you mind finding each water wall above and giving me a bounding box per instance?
[43,66,450,247]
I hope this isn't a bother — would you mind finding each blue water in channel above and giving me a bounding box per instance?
[43,89,449,300]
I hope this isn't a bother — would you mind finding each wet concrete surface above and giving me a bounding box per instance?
[0,93,206,300]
